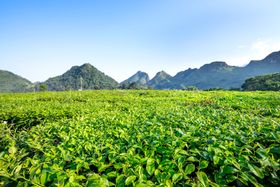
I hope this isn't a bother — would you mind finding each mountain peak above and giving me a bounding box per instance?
[154,71,171,78]
[247,50,280,67]
[200,61,230,71]
[147,71,172,88]
[211,61,227,65]
[135,71,147,75]
[203,61,228,67]
[263,50,280,62]
[121,71,149,85]
[156,70,167,75]
[45,63,118,91]
[69,63,96,71]
[81,63,93,68]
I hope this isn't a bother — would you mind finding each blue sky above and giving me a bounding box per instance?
[0,0,280,82]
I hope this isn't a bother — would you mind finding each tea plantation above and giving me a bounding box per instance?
[0,90,279,186]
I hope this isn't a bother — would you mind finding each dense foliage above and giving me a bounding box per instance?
[119,82,149,90]
[242,73,280,91]
[0,90,279,186]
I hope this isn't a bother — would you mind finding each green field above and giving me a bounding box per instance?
[0,90,279,186]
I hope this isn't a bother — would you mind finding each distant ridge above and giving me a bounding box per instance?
[153,51,280,89]
[161,61,239,89]
[0,50,280,92]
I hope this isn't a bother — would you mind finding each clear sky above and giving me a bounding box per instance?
[0,0,280,82]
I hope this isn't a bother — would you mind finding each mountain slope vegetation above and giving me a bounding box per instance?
[242,73,280,91]
[147,71,172,89]
[0,70,33,92]
[44,63,118,91]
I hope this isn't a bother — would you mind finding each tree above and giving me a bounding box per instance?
[128,82,139,89]
[39,84,48,91]
[182,86,199,91]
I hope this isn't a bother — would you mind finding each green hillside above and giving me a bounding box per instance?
[0,70,32,92]
[44,63,118,91]
[242,73,280,91]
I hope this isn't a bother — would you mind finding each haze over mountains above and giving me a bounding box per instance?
[123,51,280,89]
[1,51,280,92]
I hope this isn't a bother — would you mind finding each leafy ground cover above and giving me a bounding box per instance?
[0,90,279,186]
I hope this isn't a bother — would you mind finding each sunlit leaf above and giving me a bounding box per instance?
[196,172,209,187]
[185,164,195,175]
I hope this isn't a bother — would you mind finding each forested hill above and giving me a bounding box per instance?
[43,63,119,91]
[242,73,280,91]
[147,71,172,89]
[0,70,33,92]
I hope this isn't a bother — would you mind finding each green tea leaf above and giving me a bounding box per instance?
[116,174,125,186]
[40,170,48,185]
[222,166,237,175]
[213,155,220,165]
[240,172,264,187]
[187,156,199,162]
[166,180,173,187]
[14,165,22,174]
[196,172,209,187]
[135,183,147,187]
[8,146,17,155]
[125,175,137,185]
[107,171,117,178]
[172,173,182,183]
[199,160,209,170]
[210,182,220,187]
[185,164,195,175]
[248,164,264,179]
[146,158,155,176]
